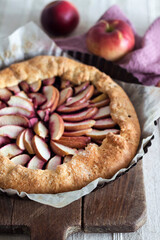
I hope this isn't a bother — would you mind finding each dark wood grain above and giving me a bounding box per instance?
[83,160,146,233]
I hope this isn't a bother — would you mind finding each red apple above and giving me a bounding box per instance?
[86,19,135,61]
[41,0,79,36]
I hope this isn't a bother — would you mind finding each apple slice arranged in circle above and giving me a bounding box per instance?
[58,87,73,106]
[74,82,89,95]
[0,143,23,158]
[0,88,12,101]
[8,96,34,112]
[57,102,89,113]
[64,120,95,131]
[28,93,47,108]
[46,155,62,170]
[7,85,20,94]
[63,128,92,137]
[86,129,120,140]
[0,107,34,118]
[88,98,110,108]
[32,135,51,162]
[0,115,29,127]
[11,154,31,166]
[55,136,91,149]
[50,141,77,157]
[42,77,55,86]
[50,88,59,112]
[94,118,116,129]
[27,156,45,169]
[16,130,26,150]
[0,136,10,147]
[34,121,48,139]
[40,86,56,109]
[24,129,35,154]
[49,113,64,140]
[90,93,107,103]
[93,106,110,120]
[29,80,41,92]
[0,125,24,139]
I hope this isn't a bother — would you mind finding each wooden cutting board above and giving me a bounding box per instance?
[0,160,146,240]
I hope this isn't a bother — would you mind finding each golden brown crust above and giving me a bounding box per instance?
[0,56,140,193]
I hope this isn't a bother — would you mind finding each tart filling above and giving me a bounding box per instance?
[0,56,140,193]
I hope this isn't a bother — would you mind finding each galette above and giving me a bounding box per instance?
[0,56,140,193]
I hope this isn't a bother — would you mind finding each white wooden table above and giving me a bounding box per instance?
[0,0,160,239]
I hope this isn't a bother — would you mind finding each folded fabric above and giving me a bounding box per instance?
[55,5,160,86]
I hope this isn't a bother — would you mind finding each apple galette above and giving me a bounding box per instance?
[0,56,140,193]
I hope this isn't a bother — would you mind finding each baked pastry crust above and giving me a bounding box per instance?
[0,56,140,193]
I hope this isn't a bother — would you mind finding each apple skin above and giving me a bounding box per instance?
[41,0,79,36]
[86,20,135,61]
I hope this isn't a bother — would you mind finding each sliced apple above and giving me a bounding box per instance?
[90,93,108,103]
[29,80,41,92]
[16,130,26,150]
[94,118,116,129]
[66,85,94,106]
[63,155,72,163]
[40,86,56,109]
[7,85,20,94]
[34,121,48,138]
[92,88,101,97]
[29,118,39,128]
[28,93,46,108]
[11,154,30,166]
[63,128,92,137]
[16,91,31,100]
[60,80,71,89]
[64,120,95,131]
[37,109,50,122]
[58,87,73,106]
[27,156,45,169]
[0,107,34,118]
[55,136,91,148]
[43,77,55,86]
[88,98,110,108]
[50,140,77,157]
[57,102,89,113]
[8,96,34,112]
[93,106,110,120]
[0,136,10,147]
[0,143,23,158]
[0,115,29,127]
[0,101,6,109]
[0,88,12,101]
[45,155,62,170]
[19,81,30,93]
[24,129,35,154]
[32,135,51,162]
[74,82,90,95]
[0,125,24,139]
[61,107,98,122]
[50,88,60,112]
[49,113,64,140]
[86,128,120,140]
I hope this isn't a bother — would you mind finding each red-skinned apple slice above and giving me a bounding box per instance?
[16,91,31,100]
[16,130,26,150]
[32,135,51,162]
[55,136,91,148]
[28,93,46,108]
[7,85,20,94]
[0,136,10,147]
[86,128,119,140]
[50,88,59,112]
[93,106,110,120]
[63,128,92,137]
[61,107,98,122]
[29,80,41,92]
[0,107,34,118]
[90,93,107,103]
[8,96,34,112]
[64,120,95,131]
[63,155,72,163]
[74,82,90,95]
[50,140,77,157]
[24,129,35,154]
[0,101,6,109]
[88,98,110,108]
[11,154,30,165]
[57,102,89,113]
[58,87,73,106]
[60,80,71,89]
[49,113,64,140]
[94,118,116,129]
[0,125,24,139]
[45,155,62,170]
[19,81,30,93]
[40,86,56,109]
[0,115,29,127]
[42,77,55,86]
[66,85,94,106]
[34,121,48,138]
[0,143,23,158]
[37,109,50,122]
[0,88,12,101]
[29,118,39,128]
[27,156,45,169]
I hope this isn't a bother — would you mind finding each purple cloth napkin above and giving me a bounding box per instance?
[55,5,160,86]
